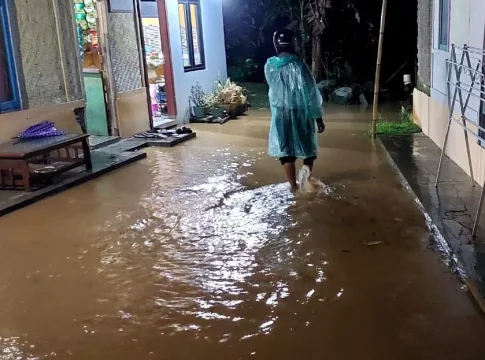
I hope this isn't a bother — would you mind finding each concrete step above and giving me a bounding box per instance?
[88,135,121,150]
[153,117,177,129]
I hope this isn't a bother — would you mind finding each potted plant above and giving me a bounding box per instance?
[189,83,207,119]
[217,78,244,117]
[204,92,224,118]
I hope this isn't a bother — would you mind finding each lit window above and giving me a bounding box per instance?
[178,0,205,72]
[0,0,19,112]
[438,0,450,51]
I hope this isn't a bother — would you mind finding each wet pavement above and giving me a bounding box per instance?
[380,133,485,304]
[0,148,146,216]
[1,108,485,360]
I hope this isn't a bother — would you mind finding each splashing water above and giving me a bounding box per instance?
[297,165,325,194]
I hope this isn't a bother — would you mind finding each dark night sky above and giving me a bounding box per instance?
[224,0,417,96]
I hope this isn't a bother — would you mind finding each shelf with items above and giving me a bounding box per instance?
[74,0,99,69]
[149,80,167,116]
[156,80,167,115]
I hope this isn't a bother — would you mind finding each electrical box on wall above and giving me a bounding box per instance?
[108,0,134,12]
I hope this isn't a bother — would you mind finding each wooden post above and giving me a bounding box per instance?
[133,0,155,130]
[371,0,388,138]
[157,0,178,117]
[96,0,119,136]
[52,0,70,103]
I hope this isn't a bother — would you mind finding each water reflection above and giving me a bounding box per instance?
[0,336,38,360]
[2,114,484,359]
[81,147,346,346]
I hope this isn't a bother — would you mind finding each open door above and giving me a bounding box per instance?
[136,0,177,128]
[73,0,111,136]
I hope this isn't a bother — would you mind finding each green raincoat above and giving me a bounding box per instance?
[265,54,323,158]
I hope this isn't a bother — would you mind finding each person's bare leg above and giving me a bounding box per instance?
[303,158,316,181]
[305,159,315,173]
[283,162,298,192]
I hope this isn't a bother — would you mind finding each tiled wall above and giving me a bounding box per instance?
[13,0,83,108]
[108,13,143,93]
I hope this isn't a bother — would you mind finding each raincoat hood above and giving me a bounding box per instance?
[266,55,299,69]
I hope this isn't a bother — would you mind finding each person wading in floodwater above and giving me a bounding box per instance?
[265,29,325,192]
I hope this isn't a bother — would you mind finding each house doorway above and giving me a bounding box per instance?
[139,0,177,126]
[73,0,110,136]
[141,16,168,126]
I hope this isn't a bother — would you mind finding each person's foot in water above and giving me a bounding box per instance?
[283,162,298,192]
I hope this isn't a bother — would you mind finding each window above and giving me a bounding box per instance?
[178,0,205,72]
[108,0,134,13]
[438,0,450,50]
[0,0,19,112]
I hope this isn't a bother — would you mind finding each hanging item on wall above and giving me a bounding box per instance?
[77,24,84,60]
[73,0,98,53]
[89,29,99,51]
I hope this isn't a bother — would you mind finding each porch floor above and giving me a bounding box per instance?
[0,146,146,216]
[0,130,196,217]
[379,133,485,301]
[88,135,120,150]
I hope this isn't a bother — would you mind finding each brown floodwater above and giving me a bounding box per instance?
[1,108,485,360]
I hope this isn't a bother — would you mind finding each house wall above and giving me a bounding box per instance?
[0,0,84,143]
[0,0,153,141]
[165,0,227,121]
[415,0,485,184]
[417,0,432,93]
[13,0,84,107]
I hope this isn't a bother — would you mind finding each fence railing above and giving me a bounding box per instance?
[436,44,485,236]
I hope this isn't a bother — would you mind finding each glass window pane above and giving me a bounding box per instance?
[0,15,13,103]
[190,4,202,65]
[439,0,449,49]
[178,4,190,67]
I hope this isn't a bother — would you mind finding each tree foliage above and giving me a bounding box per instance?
[304,0,330,36]
[224,0,382,82]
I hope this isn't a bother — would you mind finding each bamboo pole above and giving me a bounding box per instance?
[371,0,388,138]
[133,0,155,130]
[97,0,120,136]
[52,0,70,103]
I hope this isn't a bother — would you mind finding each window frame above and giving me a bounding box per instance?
[108,0,134,13]
[0,0,20,112]
[178,0,205,72]
[438,0,450,51]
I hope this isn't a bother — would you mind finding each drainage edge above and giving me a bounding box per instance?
[376,136,485,314]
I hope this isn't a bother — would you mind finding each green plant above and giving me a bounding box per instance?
[217,78,246,105]
[203,92,221,108]
[189,83,206,107]
[376,121,421,136]
[228,59,259,82]
[376,108,421,136]
[399,106,412,122]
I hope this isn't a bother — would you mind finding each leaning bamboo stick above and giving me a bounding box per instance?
[52,0,70,102]
[371,0,388,138]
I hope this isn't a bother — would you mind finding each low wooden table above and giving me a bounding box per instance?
[0,134,91,191]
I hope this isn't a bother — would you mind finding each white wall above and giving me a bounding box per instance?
[165,0,227,121]
[431,0,485,120]
[417,0,485,184]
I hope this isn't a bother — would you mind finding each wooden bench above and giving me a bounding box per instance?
[0,134,92,191]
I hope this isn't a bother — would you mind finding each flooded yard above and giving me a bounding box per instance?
[1,109,485,360]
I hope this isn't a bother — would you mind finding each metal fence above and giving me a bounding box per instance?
[436,44,485,236]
